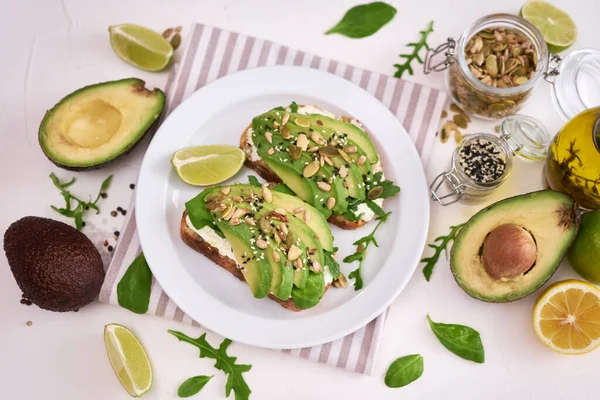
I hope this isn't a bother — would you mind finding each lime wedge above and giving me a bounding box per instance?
[520,1,577,53]
[104,324,153,398]
[109,24,174,71]
[171,145,246,186]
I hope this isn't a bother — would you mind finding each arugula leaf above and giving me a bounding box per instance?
[168,331,252,400]
[427,315,485,363]
[421,224,464,281]
[365,200,386,218]
[49,173,112,230]
[247,175,261,187]
[393,21,434,79]
[323,250,340,280]
[326,2,397,39]
[343,211,391,290]
[343,198,363,221]
[117,253,153,314]
[385,354,424,388]
[368,172,400,199]
[178,375,213,398]
[289,101,299,113]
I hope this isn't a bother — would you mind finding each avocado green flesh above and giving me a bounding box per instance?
[250,108,380,219]
[39,78,165,170]
[451,191,579,302]
[216,221,272,299]
[190,184,329,307]
[271,191,334,252]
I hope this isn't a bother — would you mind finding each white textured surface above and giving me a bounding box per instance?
[1,0,599,399]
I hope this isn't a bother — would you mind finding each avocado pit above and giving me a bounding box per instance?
[481,223,537,280]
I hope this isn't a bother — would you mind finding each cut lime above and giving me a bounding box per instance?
[109,24,174,71]
[520,1,577,53]
[104,324,153,398]
[171,145,246,186]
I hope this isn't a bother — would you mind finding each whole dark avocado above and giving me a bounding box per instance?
[3,216,105,312]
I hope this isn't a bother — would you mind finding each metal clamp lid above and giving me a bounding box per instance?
[430,168,466,206]
[424,38,457,74]
[544,53,562,84]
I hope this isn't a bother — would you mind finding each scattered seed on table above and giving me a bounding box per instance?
[104,240,109,247]
[441,110,448,118]
[26,321,32,326]
[129,183,135,189]
[114,231,120,237]
[101,192,108,199]
[116,206,123,212]
[110,211,118,217]
[121,210,127,216]
[108,246,114,252]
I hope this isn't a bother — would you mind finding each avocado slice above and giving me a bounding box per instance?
[216,221,272,299]
[39,78,165,170]
[265,241,294,300]
[451,191,580,302]
[271,191,334,252]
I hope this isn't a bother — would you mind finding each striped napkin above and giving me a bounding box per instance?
[99,22,446,375]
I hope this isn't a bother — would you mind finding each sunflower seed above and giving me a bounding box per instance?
[287,245,302,261]
[357,155,367,165]
[256,239,268,249]
[317,182,331,192]
[262,185,273,203]
[282,113,290,125]
[310,131,326,145]
[273,249,281,262]
[326,197,336,210]
[265,131,273,143]
[296,133,309,151]
[221,187,230,195]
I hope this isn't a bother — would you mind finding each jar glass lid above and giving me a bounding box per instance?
[551,48,600,121]
[500,114,550,161]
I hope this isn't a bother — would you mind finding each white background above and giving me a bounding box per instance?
[1,0,599,399]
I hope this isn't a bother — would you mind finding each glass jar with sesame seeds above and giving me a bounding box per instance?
[424,14,551,120]
[431,115,551,205]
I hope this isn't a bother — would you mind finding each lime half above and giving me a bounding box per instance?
[171,145,246,186]
[520,1,577,53]
[568,210,600,284]
[104,324,153,398]
[109,24,174,71]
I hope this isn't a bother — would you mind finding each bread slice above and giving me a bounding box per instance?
[240,108,385,230]
[180,211,330,312]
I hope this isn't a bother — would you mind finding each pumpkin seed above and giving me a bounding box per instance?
[453,114,468,129]
[289,144,302,160]
[338,164,348,178]
[310,260,323,273]
[367,186,384,199]
[273,249,281,262]
[303,161,320,177]
[281,126,291,139]
[259,216,272,234]
[170,33,181,50]
[321,146,339,156]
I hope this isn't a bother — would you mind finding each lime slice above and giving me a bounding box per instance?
[109,24,174,71]
[171,145,246,186]
[104,324,153,397]
[520,1,577,53]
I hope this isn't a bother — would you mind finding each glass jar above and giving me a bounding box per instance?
[425,13,550,120]
[545,107,600,210]
[431,115,550,205]
[549,48,600,121]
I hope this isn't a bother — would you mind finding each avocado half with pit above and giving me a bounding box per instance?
[39,78,165,170]
[451,191,580,302]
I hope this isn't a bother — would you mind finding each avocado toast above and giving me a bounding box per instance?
[181,183,340,311]
[240,103,400,229]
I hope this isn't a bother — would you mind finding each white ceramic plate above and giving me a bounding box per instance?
[136,66,430,349]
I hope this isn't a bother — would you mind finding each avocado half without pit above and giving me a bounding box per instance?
[39,78,165,170]
[451,191,580,302]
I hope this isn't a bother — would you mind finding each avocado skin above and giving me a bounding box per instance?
[3,216,105,312]
[38,78,166,171]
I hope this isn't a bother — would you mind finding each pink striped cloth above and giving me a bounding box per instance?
[99,22,446,375]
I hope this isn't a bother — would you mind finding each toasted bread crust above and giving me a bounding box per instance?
[240,123,377,230]
[181,211,331,311]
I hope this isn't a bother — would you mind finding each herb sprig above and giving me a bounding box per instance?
[421,223,464,281]
[49,173,113,230]
[344,209,391,290]
[168,331,252,400]
[393,21,434,79]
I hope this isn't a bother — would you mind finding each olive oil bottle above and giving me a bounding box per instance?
[545,107,600,210]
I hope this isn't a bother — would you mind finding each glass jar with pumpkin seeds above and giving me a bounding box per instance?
[424,14,550,120]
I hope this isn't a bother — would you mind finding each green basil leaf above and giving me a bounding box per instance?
[177,375,213,398]
[271,183,295,195]
[117,253,153,314]
[427,315,485,363]
[384,354,424,388]
[325,2,397,39]
[185,188,218,229]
